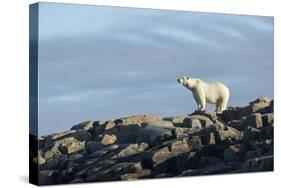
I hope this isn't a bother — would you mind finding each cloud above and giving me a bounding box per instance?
[36,3,273,135]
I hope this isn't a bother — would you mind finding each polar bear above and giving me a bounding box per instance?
[178,76,230,113]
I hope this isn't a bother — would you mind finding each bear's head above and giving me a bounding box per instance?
[178,76,196,89]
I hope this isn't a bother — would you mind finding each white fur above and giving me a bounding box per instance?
[178,76,230,113]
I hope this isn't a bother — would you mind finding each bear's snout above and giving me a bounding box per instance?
[177,78,181,83]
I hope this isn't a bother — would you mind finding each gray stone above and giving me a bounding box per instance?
[33,156,46,165]
[181,118,201,128]
[44,146,61,161]
[74,129,92,141]
[60,140,85,154]
[249,96,271,105]
[184,115,213,128]
[116,115,159,126]
[262,113,274,126]
[244,150,262,161]
[120,169,151,180]
[224,144,242,162]
[137,123,174,146]
[113,143,149,158]
[163,115,189,126]
[39,170,58,185]
[243,155,273,172]
[243,113,263,129]
[101,134,117,145]
[243,126,261,145]
[85,141,103,153]
[71,120,93,131]
[104,121,115,130]
[86,162,143,181]
[147,120,175,129]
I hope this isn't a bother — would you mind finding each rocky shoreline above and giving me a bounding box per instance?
[31,97,274,185]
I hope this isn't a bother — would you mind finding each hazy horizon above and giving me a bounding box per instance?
[36,2,273,136]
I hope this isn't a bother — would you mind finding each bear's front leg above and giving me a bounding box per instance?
[198,100,206,111]
[195,89,206,111]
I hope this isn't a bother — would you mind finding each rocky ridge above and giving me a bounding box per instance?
[32,97,274,185]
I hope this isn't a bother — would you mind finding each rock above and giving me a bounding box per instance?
[183,115,213,128]
[71,120,93,131]
[60,140,85,154]
[49,130,76,140]
[243,113,263,129]
[41,156,61,170]
[39,170,58,185]
[217,126,241,143]
[222,106,252,122]
[154,151,201,174]
[163,115,189,126]
[85,141,104,153]
[201,132,216,145]
[181,118,201,128]
[243,126,261,145]
[36,96,273,184]
[74,129,92,141]
[44,146,61,161]
[104,121,115,130]
[227,119,246,131]
[137,121,174,146]
[250,97,271,113]
[170,139,190,153]
[249,96,271,105]
[199,156,224,167]
[244,150,262,161]
[172,127,190,139]
[86,162,143,181]
[120,169,152,180]
[113,143,149,158]
[45,136,79,150]
[242,155,273,172]
[116,115,159,126]
[262,113,274,126]
[260,125,273,140]
[190,111,218,123]
[116,123,142,143]
[70,178,85,183]
[224,144,247,162]
[33,156,46,165]
[101,134,117,145]
[147,120,175,129]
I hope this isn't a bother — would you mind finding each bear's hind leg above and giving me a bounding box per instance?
[218,99,228,113]
[215,104,220,113]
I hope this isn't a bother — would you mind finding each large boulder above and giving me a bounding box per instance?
[162,115,189,127]
[242,155,273,172]
[262,113,274,126]
[222,97,271,122]
[136,121,174,146]
[101,134,117,145]
[183,115,214,128]
[39,170,58,185]
[223,144,247,162]
[44,146,61,161]
[115,115,159,126]
[86,162,143,181]
[71,120,93,131]
[60,140,85,154]
[85,141,104,153]
[112,143,149,159]
[243,113,263,129]
[74,129,92,141]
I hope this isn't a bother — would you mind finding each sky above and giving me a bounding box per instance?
[37,2,274,136]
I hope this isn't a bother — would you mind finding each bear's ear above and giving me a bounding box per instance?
[185,76,189,80]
